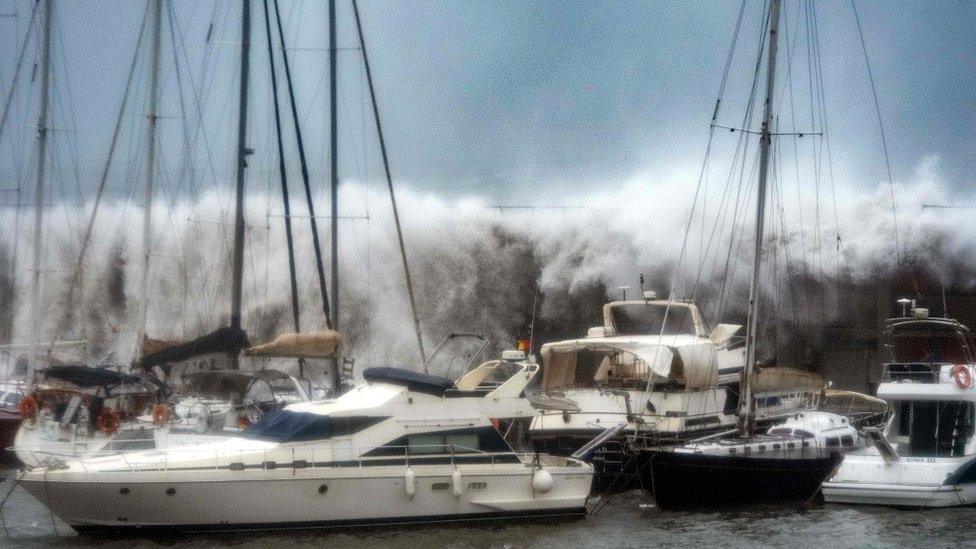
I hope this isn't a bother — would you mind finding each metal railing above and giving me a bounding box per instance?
[16,442,583,474]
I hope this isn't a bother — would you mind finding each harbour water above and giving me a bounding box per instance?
[1,477,973,548]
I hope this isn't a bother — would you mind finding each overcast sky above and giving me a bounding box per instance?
[0,0,973,207]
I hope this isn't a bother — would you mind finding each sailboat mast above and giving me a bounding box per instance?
[230,0,252,366]
[137,0,163,359]
[27,0,52,378]
[738,0,781,436]
[328,0,339,332]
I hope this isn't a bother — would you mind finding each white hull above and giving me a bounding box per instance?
[823,453,976,508]
[21,460,591,532]
[823,480,976,508]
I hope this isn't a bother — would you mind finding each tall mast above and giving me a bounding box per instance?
[328,0,339,332]
[27,0,52,378]
[230,0,252,367]
[137,0,163,358]
[738,0,781,436]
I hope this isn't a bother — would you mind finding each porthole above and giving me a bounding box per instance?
[318,484,328,495]
[431,482,451,491]
[165,488,176,496]
[468,482,487,491]
[119,487,130,496]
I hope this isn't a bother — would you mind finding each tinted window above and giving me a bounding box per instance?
[241,411,385,442]
[610,305,696,336]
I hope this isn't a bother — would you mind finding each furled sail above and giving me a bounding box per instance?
[244,330,342,359]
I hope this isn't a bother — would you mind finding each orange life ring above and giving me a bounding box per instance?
[151,404,172,427]
[952,364,972,389]
[97,408,122,435]
[19,395,38,419]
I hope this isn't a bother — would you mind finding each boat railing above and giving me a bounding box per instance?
[16,442,552,474]
[881,362,948,383]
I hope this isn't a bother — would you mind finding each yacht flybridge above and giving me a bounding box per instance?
[823,305,976,508]
[19,365,592,533]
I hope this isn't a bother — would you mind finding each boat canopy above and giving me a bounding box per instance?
[818,389,888,417]
[362,367,455,396]
[539,337,718,390]
[244,330,341,359]
[138,326,250,370]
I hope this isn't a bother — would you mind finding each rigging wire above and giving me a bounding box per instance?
[351,0,427,363]
[850,0,901,266]
[47,2,151,350]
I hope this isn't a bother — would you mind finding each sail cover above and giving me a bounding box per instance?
[138,326,250,370]
[540,336,718,390]
[244,330,342,359]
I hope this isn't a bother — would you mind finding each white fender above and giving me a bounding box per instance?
[532,468,554,494]
[404,468,416,498]
[452,469,463,497]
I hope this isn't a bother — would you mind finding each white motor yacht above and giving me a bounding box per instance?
[823,305,976,507]
[529,297,819,463]
[19,366,593,533]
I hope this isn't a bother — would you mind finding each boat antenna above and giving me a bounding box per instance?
[229,0,252,368]
[27,0,52,380]
[739,0,781,437]
[137,0,164,361]
[352,0,427,363]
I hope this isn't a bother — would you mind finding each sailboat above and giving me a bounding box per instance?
[634,0,843,509]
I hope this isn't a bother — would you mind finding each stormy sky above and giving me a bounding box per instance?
[0,0,973,207]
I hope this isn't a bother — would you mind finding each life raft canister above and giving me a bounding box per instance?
[952,364,972,389]
[151,403,172,426]
[97,408,122,435]
[19,395,39,420]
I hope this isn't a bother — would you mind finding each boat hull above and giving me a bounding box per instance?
[641,450,843,509]
[822,481,976,508]
[20,462,591,533]
[822,454,976,508]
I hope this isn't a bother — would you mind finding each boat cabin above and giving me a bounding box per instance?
[879,315,976,458]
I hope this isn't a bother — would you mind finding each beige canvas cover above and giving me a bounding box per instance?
[244,330,342,359]
[819,388,888,416]
[752,367,826,392]
[539,336,718,390]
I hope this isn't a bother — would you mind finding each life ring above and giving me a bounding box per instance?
[952,364,972,389]
[96,408,122,435]
[151,404,172,426]
[19,395,38,420]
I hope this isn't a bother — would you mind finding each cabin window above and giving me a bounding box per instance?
[408,433,480,455]
[431,482,450,491]
[240,411,386,442]
[610,304,696,336]
[468,482,487,491]
[841,435,855,448]
[899,401,975,458]
[825,437,840,447]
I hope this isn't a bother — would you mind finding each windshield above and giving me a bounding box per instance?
[610,304,697,336]
[240,410,386,443]
[891,327,971,364]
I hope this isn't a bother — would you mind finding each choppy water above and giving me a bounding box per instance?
[0,475,974,549]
